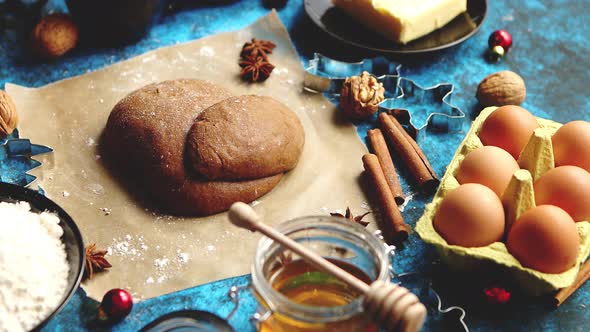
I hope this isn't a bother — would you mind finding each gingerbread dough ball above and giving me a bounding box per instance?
[186,95,304,180]
[102,79,304,216]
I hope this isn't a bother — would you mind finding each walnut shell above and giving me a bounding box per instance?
[476,71,526,107]
[31,14,79,59]
[0,90,18,139]
[340,71,385,119]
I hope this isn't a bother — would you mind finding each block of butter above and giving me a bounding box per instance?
[332,0,468,44]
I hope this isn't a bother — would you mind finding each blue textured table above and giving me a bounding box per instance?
[1,0,589,331]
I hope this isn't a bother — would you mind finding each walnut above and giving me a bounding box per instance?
[0,90,18,139]
[340,71,385,119]
[476,71,526,107]
[31,14,79,59]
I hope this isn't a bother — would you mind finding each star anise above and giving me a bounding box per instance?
[239,55,275,83]
[278,251,293,266]
[331,207,370,227]
[240,38,276,60]
[83,243,112,281]
[270,250,293,272]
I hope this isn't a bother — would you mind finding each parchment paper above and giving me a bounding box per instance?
[7,12,373,301]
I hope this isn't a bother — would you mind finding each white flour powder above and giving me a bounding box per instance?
[0,201,69,332]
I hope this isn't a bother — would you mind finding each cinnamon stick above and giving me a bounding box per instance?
[378,113,439,191]
[362,153,409,243]
[553,259,590,307]
[367,129,405,205]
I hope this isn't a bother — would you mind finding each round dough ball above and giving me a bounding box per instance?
[102,79,301,216]
[186,95,305,180]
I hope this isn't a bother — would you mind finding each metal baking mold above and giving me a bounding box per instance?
[379,77,466,142]
[304,53,465,140]
[394,272,469,332]
[0,129,53,187]
[304,53,401,95]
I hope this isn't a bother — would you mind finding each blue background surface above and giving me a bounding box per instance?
[1,0,589,331]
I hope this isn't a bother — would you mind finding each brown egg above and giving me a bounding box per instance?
[507,205,579,273]
[433,183,505,247]
[552,120,590,172]
[534,166,590,222]
[456,146,520,197]
[478,105,540,159]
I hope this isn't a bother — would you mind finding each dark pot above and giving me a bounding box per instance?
[65,0,165,46]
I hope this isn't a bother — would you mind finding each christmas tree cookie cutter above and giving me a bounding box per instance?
[0,129,53,187]
[304,53,465,140]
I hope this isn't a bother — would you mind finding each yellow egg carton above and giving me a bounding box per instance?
[416,107,590,294]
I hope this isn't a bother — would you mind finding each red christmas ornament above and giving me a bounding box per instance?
[483,287,511,304]
[488,30,513,52]
[98,288,134,322]
[486,30,513,62]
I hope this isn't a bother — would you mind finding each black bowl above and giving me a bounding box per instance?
[66,0,166,46]
[140,310,235,332]
[0,182,85,331]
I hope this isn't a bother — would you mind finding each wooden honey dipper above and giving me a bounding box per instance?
[228,202,427,332]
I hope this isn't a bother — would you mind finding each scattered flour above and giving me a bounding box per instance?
[154,258,170,269]
[107,234,148,261]
[273,67,289,75]
[199,46,215,57]
[398,193,415,213]
[176,252,189,264]
[360,201,371,210]
[109,234,194,287]
[0,202,69,332]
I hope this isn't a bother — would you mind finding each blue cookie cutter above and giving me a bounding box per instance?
[304,53,465,141]
[0,129,53,187]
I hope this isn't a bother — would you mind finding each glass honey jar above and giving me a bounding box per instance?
[250,216,392,332]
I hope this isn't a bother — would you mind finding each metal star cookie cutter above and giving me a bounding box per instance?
[394,272,469,332]
[379,77,466,142]
[304,53,466,141]
[0,129,53,187]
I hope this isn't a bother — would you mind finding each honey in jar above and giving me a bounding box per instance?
[250,216,391,332]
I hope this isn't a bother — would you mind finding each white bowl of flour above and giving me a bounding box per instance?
[0,183,84,332]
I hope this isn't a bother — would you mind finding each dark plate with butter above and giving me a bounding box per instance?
[304,0,487,54]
